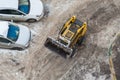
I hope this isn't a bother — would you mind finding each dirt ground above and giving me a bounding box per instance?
[0,0,120,80]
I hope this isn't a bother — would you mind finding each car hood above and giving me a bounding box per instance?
[16,25,31,46]
[29,0,44,16]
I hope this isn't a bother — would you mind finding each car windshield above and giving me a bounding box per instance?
[18,0,30,14]
[7,24,19,42]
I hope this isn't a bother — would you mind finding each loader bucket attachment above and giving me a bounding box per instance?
[44,37,73,58]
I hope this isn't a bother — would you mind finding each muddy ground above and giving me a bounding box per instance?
[0,0,120,80]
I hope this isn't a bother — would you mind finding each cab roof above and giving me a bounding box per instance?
[0,0,18,9]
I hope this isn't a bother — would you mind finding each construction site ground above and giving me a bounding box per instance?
[0,0,120,80]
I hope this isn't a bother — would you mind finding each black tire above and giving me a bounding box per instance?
[44,39,49,47]
[12,47,24,51]
[77,36,84,45]
[70,46,77,58]
[27,19,37,22]
[70,36,85,58]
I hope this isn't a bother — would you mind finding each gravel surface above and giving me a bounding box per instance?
[0,0,120,80]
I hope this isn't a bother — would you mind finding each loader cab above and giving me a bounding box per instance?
[69,23,79,33]
[68,19,83,33]
[62,20,83,40]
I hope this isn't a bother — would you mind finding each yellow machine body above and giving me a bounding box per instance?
[45,16,87,58]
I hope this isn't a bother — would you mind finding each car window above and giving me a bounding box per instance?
[0,37,11,43]
[7,23,19,42]
[18,0,30,14]
[0,9,23,15]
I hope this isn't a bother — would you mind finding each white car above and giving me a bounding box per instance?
[0,21,31,50]
[0,0,44,22]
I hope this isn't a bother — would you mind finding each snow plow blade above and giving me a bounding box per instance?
[44,37,73,58]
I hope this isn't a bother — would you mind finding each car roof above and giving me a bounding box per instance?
[0,21,9,38]
[0,0,18,9]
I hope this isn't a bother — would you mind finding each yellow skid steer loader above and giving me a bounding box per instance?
[45,16,87,58]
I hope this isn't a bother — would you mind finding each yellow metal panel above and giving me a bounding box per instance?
[70,22,87,47]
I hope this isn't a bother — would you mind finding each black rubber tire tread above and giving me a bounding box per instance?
[70,36,85,58]
[70,46,76,58]
[12,47,24,51]
[27,19,37,22]
[77,36,85,45]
